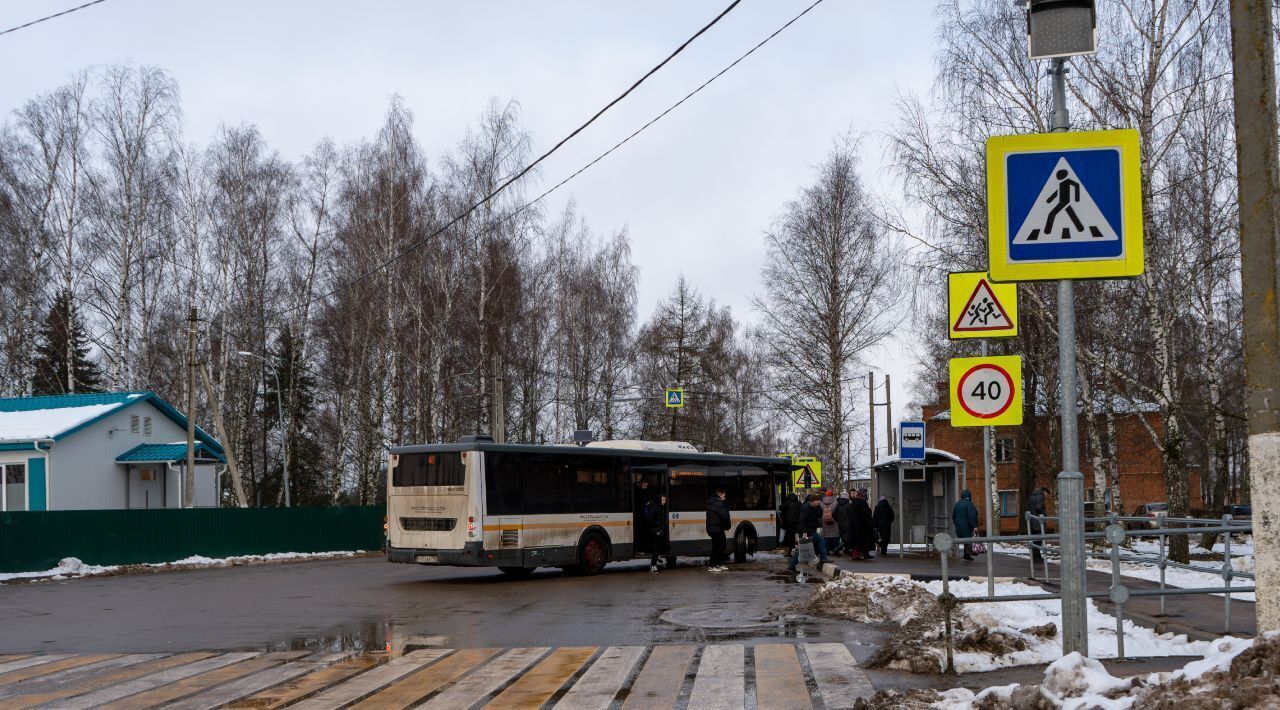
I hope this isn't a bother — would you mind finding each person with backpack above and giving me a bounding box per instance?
[820,490,840,554]
[834,491,854,556]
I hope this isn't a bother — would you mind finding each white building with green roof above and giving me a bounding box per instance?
[0,392,224,511]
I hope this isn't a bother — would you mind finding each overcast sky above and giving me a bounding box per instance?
[0,0,942,462]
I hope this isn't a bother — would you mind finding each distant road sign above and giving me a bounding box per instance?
[949,355,1024,427]
[899,421,926,461]
[987,129,1144,282]
[782,453,822,489]
[664,388,684,408]
[948,271,1018,339]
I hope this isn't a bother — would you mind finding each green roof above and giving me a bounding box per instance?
[116,442,226,464]
[0,390,222,455]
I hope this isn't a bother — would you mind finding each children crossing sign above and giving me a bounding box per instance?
[664,388,684,408]
[949,355,1024,427]
[948,271,1018,339]
[986,129,1144,282]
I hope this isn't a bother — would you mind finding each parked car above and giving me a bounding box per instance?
[1222,504,1252,521]
[1127,502,1168,530]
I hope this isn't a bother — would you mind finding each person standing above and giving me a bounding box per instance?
[952,489,980,561]
[850,489,876,561]
[706,488,731,572]
[645,493,671,573]
[820,490,840,554]
[634,478,652,555]
[834,491,854,555]
[1027,486,1049,562]
[872,495,895,556]
[779,492,802,552]
[787,493,830,572]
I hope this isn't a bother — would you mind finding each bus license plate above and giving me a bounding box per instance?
[415,554,439,563]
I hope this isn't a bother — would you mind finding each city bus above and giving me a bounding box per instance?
[385,436,792,577]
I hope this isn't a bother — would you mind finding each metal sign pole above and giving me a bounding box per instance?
[981,340,995,596]
[1050,55,1089,656]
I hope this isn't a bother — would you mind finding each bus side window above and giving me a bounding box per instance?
[525,455,571,515]
[484,452,522,515]
[707,466,741,509]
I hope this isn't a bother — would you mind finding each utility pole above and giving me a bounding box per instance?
[493,353,506,444]
[1049,55,1089,656]
[1229,0,1280,631]
[868,372,877,477]
[884,374,893,456]
[184,307,197,509]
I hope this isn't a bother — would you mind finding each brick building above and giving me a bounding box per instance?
[920,385,1200,533]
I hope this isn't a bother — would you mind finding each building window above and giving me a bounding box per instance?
[994,437,1015,464]
[998,490,1018,517]
[3,463,26,512]
[143,416,152,437]
[130,415,139,434]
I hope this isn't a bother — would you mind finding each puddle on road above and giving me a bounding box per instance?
[267,620,451,656]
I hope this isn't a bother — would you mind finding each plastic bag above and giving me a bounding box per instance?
[797,538,816,564]
[972,542,987,555]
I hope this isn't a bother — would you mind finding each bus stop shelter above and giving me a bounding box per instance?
[870,448,966,557]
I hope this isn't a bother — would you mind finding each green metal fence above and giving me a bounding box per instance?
[0,506,383,573]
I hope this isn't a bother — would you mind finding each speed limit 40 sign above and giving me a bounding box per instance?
[949,355,1023,427]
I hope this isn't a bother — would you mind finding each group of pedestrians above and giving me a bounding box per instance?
[783,488,896,571]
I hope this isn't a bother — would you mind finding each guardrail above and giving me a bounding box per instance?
[929,513,1252,672]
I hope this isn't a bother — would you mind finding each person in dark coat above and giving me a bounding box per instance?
[787,493,830,572]
[952,489,980,561]
[644,494,671,573]
[872,496,895,556]
[1027,486,1049,562]
[849,489,876,560]
[834,491,853,555]
[706,488,731,571]
[633,478,653,554]
[779,493,803,552]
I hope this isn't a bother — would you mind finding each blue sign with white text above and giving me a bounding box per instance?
[900,421,926,461]
[1005,148,1125,263]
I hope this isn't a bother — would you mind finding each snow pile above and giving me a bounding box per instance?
[1083,556,1255,601]
[804,573,941,626]
[0,403,120,439]
[924,634,1270,709]
[0,551,366,584]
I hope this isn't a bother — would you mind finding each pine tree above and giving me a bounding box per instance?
[32,289,102,395]
[261,327,328,505]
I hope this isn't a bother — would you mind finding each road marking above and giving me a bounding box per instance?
[0,653,189,708]
[553,645,645,710]
[0,655,74,676]
[52,653,261,709]
[688,644,745,710]
[166,653,351,710]
[621,645,694,710]
[0,654,120,686]
[803,643,874,708]
[97,652,308,709]
[754,644,812,709]
[419,647,548,709]
[352,648,500,709]
[234,655,382,709]
[289,649,451,710]
[486,646,595,709]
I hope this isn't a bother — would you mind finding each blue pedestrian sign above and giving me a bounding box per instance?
[900,421,926,461]
[664,388,684,408]
[987,129,1144,282]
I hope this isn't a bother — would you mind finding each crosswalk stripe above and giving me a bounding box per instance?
[552,646,645,710]
[803,643,874,708]
[50,653,262,709]
[0,654,120,686]
[166,652,351,710]
[418,647,548,709]
[486,646,596,709]
[8,653,216,709]
[352,648,500,709]
[0,655,75,677]
[289,649,451,710]
[688,644,745,710]
[754,644,813,709]
[0,653,166,706]
[96,651,308,709]
[0,656,30,663]
[229,655,382,709]
[621,645,694,710]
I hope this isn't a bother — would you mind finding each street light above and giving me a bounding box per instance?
[238,350,291,508]
[1024,0,1097,60]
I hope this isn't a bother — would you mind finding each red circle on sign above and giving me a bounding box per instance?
[956,364,1015,419]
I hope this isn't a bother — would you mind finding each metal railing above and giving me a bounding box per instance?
[929,513,1253,672]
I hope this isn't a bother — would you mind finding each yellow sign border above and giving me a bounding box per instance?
[664,388,684,408]
[781,453,822,489]
[986,129,1144,282]
[948,355,1024,427]
[947,271,1018,339]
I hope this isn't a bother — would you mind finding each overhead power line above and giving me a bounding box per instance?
[0,0,109,38]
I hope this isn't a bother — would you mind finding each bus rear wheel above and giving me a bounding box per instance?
[734,528,754,564]
[572,533,609,575]
[498,566,534,579]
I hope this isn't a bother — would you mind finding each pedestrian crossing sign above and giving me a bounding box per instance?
[986,129,1144,282]
[948,271,1018,339]
[664,388,684,408]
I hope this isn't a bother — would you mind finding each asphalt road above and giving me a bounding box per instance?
[1,554,875,656]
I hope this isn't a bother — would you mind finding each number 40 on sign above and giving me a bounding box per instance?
[949,355,1023,427]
